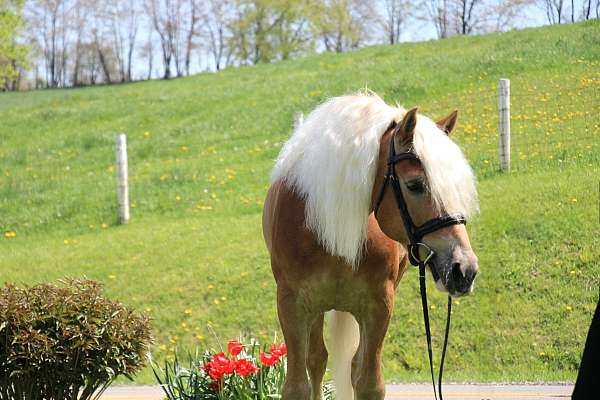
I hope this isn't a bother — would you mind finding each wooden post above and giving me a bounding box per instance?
[498,79,510,171]
[115,133,130,224]
[293,111,304,130]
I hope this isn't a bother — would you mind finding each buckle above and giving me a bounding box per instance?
[409,242,435,266]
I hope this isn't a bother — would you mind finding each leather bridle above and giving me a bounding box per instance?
[373,126,467,400]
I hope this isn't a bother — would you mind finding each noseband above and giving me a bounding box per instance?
[373,127,467,400]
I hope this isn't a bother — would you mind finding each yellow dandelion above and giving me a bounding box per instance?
[207,284,214,289]
[196,334,205,341]
[184,309,193,315]
[213,299,220,305]
[181,146,189,152]
[144,131,151,138]
[101,223,108,229]
[108,274,116,279]
[4,231,17,239]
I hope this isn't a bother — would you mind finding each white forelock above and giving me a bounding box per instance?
[271,93,478,268]
[412,116,479,220]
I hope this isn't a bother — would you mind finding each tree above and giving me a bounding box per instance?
[454,0,484,34]
[421,0,535,37]
[539,0,566,23]
[489,0,534,32]
[27,0,71,87]
[0,0,29,90]
[109,0,139,81]
[184,0,200,75]
[74,41,101,85]
[204,0,234,70]
[229,0,311,64]
[71,0,85,86]
[148,0,185,78]
[424,0,450,38]
[380,0,412,44]
[581,0,599,19]
[308,0,376,53]
[140,28,155,79]
[270,1,311,60]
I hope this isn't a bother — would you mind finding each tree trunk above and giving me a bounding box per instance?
[97,48,112,84]
[127,41,135,81]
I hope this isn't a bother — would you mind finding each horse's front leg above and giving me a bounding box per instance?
[277,284,312,400]
[352,287,394,400]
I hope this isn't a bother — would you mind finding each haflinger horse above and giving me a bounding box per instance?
[262,93,480,400]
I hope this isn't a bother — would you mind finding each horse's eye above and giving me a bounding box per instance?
[406,179,426,194]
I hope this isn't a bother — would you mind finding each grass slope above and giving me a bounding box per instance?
[1,21,599,384]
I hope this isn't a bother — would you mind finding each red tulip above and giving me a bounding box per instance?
[270,343,287,357]
[227,339,244,356]
[260,351,279,366]
[234,358,260,377]
[204,352,236,380]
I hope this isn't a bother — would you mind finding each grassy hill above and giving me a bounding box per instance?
[1,21,599,384]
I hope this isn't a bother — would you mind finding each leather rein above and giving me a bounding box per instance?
[373,128,467,400]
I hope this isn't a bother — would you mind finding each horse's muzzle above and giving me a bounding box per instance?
[445,251,479,296]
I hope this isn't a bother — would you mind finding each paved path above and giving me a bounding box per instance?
[102,383,573,400]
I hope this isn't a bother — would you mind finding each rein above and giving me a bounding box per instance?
[374,132,466,400]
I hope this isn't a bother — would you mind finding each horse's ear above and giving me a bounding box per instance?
[436,110,458,135]
[393,107,418,146]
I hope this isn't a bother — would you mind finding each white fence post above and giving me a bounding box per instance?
[115,133,130,224]
[498,79,511,172]
[293,111,304,130]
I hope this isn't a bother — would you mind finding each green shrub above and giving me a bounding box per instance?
[0,278,152,400]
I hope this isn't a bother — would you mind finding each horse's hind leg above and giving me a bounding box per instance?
[277,285,311,400]
[307,313,328,400]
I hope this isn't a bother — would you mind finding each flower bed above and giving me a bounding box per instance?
[153,337,334,399]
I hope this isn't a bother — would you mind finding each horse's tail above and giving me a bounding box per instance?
[327,310,360,400]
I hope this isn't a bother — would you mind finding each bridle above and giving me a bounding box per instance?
[373,125,467,400]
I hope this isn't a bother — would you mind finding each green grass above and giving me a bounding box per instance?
[1,21,599,384]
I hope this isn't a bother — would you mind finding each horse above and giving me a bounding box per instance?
[262,93,480,400]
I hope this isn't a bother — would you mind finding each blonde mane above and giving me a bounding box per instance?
[271,93,478,268]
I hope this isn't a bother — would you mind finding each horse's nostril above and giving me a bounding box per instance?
[451,263,463,281]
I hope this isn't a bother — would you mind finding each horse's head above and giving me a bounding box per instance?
[373,107,479,296]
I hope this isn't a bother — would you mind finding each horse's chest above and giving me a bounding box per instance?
[292,260,398,315]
